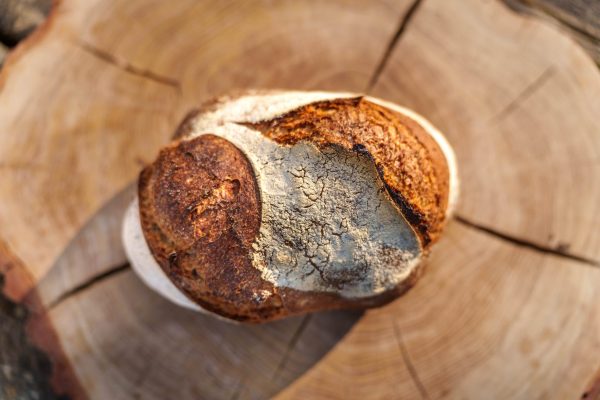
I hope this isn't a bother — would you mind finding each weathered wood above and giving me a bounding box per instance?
[0,0,599,399]
[0,275,58,400]
[505,0,600,63]
[0,242,85,400]
[0,42,7,66]
[0,0,50,46]
[517,0,600,38]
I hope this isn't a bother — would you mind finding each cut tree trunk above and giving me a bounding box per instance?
[0,0,599,399]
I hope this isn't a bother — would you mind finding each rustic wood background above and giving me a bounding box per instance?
[0,0,599,399]
[2,1,600,65]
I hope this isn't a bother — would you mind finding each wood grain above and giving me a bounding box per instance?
[47,269,361,399]
[0,0,599,398]
[506,0,600,63]
[33,185,362,399]
[279,223,600,399]
[35,184,134,309]
[373,0,600,262]
[0,0,414,398]
[278,0,600,397]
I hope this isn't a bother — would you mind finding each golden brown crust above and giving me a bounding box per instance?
[139,132,423,322]
[138,134,285,322]
[245,97,449,247]
[138,95,451,322]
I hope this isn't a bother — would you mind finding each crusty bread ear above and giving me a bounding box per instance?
[123,90,459,323]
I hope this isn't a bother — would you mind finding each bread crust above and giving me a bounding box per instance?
[245,96,449,247]
[139,134,285,321]
[136,93,452,322]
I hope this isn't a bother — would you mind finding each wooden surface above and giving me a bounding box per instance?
[0,0,599,399]
[506,0,600,63]
[2,0,600,65]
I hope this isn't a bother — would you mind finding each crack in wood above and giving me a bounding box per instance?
[272,314,312,380]
[393,323,430,400]
[491,66,556,122]
[502,0,600,64]
[455,214,600,268]
[47,263,130,310]
[78,41,181,89]
[365,0,425,93]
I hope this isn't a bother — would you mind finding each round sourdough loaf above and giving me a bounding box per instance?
[123,90,459,323]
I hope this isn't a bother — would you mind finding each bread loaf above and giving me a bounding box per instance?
[122,90,459,323]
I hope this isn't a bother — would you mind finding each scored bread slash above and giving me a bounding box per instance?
[122,90,459,323]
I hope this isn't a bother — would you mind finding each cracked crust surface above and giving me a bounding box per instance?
[246,142,422,299]
[136,91,455,322]
[247,96,449,246]
[177,92,451,246]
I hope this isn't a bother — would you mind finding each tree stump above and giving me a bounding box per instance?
[0,0,599,399]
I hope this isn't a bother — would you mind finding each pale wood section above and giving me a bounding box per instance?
[506,0,600,63]
[0,34,180,282]
[35,184,134,308]
[32,178,362,400]
[48,269,360,400]
[1,0,600,399]
[373,0,600,261]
